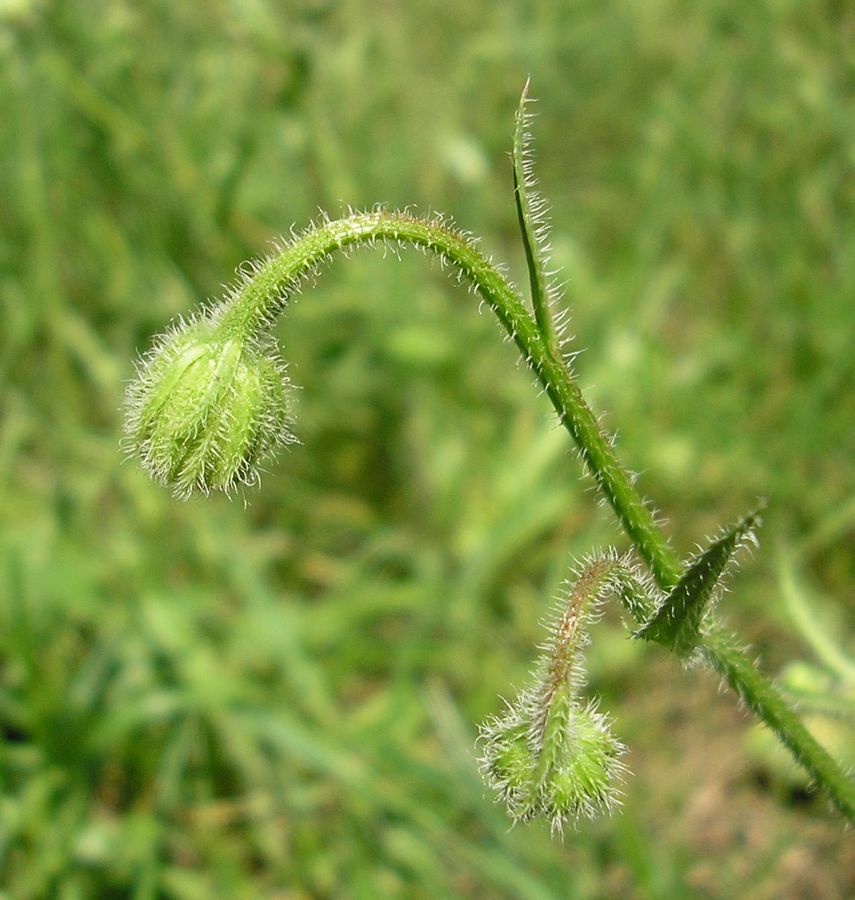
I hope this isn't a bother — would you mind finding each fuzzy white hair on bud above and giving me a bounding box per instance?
[478,554,634,833]
[124,316,296,498]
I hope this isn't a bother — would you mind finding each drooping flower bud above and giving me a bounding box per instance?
[124,317,295,498]
[479,555,628,833]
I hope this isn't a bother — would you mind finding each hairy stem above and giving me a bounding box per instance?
[208,209,853,822]
[633,540,855,820]
[703,629,855,820]
[217,210,681,588]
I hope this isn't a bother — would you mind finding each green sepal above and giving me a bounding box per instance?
[635,504,765,657]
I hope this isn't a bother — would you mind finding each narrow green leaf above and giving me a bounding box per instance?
[636,504,765,656]
[512,78,560,355]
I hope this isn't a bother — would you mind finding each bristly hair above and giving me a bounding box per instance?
[477,550,639,832]
[635,504,765,662]
[512,79,569,360]
[205,205,523,338]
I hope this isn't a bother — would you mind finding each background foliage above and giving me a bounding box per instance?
[1,1,853,896]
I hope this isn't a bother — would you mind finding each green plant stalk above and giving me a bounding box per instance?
[213,210,854,822]
[217,211,682,589]
[632,525,855,821]
[703,629,855,820]
[129,199,853,823]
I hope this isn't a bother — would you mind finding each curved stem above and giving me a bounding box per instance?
[218,210,682,588]
[214,210,853,823]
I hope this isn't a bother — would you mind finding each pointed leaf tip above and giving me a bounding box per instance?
[635,504,765,656]
[512,78,560,354]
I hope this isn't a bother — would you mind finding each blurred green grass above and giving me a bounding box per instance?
[1,0,853,896]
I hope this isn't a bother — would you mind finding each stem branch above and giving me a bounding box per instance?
[219,210,681,587]
[215,209,853,822]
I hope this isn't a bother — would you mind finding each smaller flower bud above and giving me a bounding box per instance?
[479,555,628,833]
[124,318,295,498]
[480,691,624,834]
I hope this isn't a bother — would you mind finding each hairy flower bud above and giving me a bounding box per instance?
[479,555,628,833]
[124,318,294,497]
[481,694,624,833]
